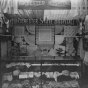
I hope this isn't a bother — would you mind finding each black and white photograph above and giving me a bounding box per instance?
[0,0,88,88]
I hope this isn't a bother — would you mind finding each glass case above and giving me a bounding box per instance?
[0,59,83,88]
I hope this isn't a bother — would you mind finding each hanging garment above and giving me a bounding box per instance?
[84,51,88,64]
[78,38,85,59]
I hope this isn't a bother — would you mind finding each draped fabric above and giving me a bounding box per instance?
[44,0,88,20]
[1,0,88,19]
[1,0,18,14]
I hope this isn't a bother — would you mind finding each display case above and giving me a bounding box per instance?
[0,57,83,88]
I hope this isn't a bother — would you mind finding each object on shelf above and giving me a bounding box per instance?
[22,80,30,88]
[32,85,39,88]
[28,72,34,78]
[2,73,13,82]
[55,35,65,45]
[24,32,35,45]
[26,25,35,35]
[6,62,31,68]
[42,80,79,88]
[66,37,75,56]
[2,83,9,88]
[10,80,22,88]
[62,70,69,76]
[6,62,80,69]
[13,69,20,76]
[34,72,41,77]
[19,72,29,79]
[2,80,79,88]
[70,72,79,79]
[84,51,88,64]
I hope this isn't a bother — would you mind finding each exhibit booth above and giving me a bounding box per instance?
[0,0,88,88]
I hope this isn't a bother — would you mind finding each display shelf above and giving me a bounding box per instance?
[0,58,82,88]
[0,56,82,61]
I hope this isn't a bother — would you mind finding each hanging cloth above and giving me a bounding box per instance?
[1,0,18,14]
[84,51,88,65]
[77,38,85,59]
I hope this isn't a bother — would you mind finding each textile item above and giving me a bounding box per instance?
[48,48,59,56]
[19,72,28,79]
[1,0,18,14]
[54,44,65,56]
[24,32,35,45]
[36,26,54,45]
[64,26,76,37]
[28,72,34,78]
[14,37,23,43]
[13,70,20,76]
[84,51,88,63]
[62,70,69,76]
[55,35,65,45]
[43,80,79,88]
[44,9,78,20]
[66,37,75,56]
[3,73,13,82]
[73,37,79,54]
[55,25,64,35]
[26,25,35,34]
[70,72,79,79]
[22,80,30,87]
[14,26,25,36]
[34,72,41,77]
[78,38,85,59]
[2,83,9,88]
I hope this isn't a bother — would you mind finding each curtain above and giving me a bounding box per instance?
[44,0,88,20]
[1,0,18,14]
[1,0,88,18]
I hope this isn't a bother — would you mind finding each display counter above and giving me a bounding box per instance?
[0,56,83,88]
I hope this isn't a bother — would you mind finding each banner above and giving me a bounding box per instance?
[18,0,71,10]
[9,19,79,26]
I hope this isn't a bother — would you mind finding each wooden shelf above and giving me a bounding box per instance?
[0,56,83,62]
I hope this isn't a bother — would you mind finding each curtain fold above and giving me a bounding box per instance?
[1,0,88,18]
[1,0,18,14]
